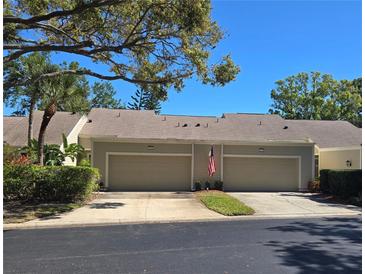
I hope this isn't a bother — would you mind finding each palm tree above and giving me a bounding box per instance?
[37,65,89,165]
[4,53,59,146]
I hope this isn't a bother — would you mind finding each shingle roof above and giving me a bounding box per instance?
[4,111,82,147]
[286,120,362,148]
[5,109,361,148]
[79,108,312,144]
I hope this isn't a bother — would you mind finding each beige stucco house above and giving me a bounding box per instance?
[4,108,362,192]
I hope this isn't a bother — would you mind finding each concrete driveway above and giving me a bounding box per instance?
[10,192,222,228]
[4,192,361,230]
[229,192,361,217]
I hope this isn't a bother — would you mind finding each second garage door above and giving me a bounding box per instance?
[223,157,299,191]
[108,155,191,191]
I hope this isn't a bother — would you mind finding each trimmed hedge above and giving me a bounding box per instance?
[328,170,362,199]
[319,169,330,193]
[320,169,362,199]
[4,165,100,203]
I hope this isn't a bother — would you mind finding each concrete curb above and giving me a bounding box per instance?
[4,212,361,230]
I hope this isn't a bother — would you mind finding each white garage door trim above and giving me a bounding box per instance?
[105,152,192,188]
[223,154,302,189]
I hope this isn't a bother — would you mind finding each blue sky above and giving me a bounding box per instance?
[4,0,361,116]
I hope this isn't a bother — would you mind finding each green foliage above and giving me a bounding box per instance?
[194,181,202,191]
[36,62,90,114]
[44,144,65,166]
[328,170,362,199]
[319,169,330,193]
[4,52,59,118]
[214,180,224,191]
[20,137,85,165]
[4,0,240,98]
[78,159,91,167]
[90,82,124,109]
[3,143,20,163]
[269,72,362,127]
[62,133,85,162]
[127,88,162,114]
[4,165,100,203]
[4,164,35,201]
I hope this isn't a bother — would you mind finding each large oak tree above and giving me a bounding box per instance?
[4,0,240,96]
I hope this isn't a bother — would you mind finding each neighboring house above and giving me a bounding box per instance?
[4,108,362,191]
[3,111,88,165]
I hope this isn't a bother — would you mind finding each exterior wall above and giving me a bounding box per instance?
[193,144,222,184]
[319,149,361,170]
[93,142,192,182]
[223,144,314,190]
[79,137,92,150]
[61,116,88,166]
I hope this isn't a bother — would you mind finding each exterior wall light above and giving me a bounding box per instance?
[346,160,352,167]
[258,147,265,152]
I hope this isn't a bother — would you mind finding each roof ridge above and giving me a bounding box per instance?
[159,114,218,118]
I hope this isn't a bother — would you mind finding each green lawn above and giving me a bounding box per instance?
[4,202,82,224]
[196,191,255,216]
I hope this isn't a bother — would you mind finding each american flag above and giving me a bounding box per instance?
[208,146,216,177]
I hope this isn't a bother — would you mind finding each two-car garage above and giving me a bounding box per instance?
[94,142,311,192]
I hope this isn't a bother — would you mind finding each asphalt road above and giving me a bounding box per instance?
[4,216,361,274]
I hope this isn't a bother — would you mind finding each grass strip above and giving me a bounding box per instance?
[196,190,255,216]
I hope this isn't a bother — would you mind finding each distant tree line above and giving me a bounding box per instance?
[269,72,362,127]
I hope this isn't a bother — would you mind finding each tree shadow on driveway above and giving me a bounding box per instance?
[89,202,125,209]
[265,217,361,274]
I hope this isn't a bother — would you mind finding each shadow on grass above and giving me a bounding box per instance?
[265,217,361,274]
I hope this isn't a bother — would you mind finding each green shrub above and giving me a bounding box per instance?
[319,169,330,193]
[204,181,210,190]
[214,180,224,191]
[3,164,37,201]
[4,164,100,203]
[78,159,91,167]
[328,170,361,199]
[194,181,202,191]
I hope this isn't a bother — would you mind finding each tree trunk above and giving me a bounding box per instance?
[27,95,36,146]
[37,102,57,165]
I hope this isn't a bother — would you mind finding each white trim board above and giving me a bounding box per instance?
[80,136,314,146]
[223,154,302,190]
[105,151,192,188]
[223,154,300,159]
[319,146,361,152]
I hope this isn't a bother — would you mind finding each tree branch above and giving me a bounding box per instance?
[4,0,126,24]
[37,69,192,85]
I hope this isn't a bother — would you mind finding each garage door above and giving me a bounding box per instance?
[108,155,191,191]
[223,157,299,191]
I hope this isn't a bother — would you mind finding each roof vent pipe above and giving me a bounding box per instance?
[162,116,166,121]
[176,122,180,127]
